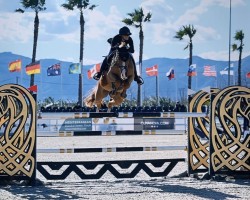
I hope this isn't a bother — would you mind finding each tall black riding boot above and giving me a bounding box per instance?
[93,57,108,80]
[131,57,144,85]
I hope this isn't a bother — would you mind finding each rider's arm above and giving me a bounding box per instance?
[127,38,134,53]
[110,35,120,51]
[110,35,134,53]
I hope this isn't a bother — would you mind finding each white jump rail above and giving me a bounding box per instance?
[36,129,187,137]
[37,145,187,153]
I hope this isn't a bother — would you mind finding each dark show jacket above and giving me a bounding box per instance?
[110,34,135,53]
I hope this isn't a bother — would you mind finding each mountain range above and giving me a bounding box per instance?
[0,52,249,103]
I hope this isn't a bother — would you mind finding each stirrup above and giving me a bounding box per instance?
[136,76,144,85]
[93,73,101,80]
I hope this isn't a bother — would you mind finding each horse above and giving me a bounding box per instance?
[84,47,135,112]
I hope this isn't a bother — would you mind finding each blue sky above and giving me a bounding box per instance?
[0,0,249,64]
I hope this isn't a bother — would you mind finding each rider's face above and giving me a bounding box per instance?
[122,35,130,40]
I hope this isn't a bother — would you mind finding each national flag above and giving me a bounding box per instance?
[26,61,41,75]
[246,72,250,78]
[47,63,61,76]
[88,63,101,79]
[166,68,174,80]
[220,66,234,76]
[69,63,81,74]
[27,85,38,93]
[146,64,158,76]
[9,60,21,72]
[187,64,197,76]
[203,65,217,76]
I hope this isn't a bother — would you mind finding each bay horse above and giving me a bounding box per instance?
[84,47,135,112]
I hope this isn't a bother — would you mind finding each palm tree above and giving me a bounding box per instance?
[62,0,97,106]
[16,0,46,88]
[122,7,152,106]
[232,30,244,86]
[174,25,196,89]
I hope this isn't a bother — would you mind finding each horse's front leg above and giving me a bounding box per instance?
[109,82,116,98]
[107,98,115,112]
[95,101,102,113]
[121,89,127,98]
[120,77,133,98]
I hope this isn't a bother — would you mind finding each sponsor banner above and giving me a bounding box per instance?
[134,118,175,130]
[33,118,176,133]
[92,117,134,131]
[59,119,92,131]
[36,118,92,132]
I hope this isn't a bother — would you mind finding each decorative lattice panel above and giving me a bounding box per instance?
[210,86,250,176]
[0,84,36,181]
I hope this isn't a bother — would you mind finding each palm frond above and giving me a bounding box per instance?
[82,0,89,9]
[184,44,189,50]
[122,18,133,26]
[38,6,46,11]
[15,8,24,13]
[174,30,185,40]
[232,44,238,51]
[40,0,46,6]
[61,3,74,10]
[127,12,135,17]
[20,0,33,9]
[133,14,142,23]
[234,30,244,41]
[89,4,98,10]
[144,12,152,22]
[18,0,46,12]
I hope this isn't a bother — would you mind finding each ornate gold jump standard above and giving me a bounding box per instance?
[0,84,36,182]
[209,86,250,176]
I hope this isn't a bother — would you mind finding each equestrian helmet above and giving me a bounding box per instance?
[119,26,132,35]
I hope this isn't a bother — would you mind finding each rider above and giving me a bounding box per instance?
[93,26,144,85]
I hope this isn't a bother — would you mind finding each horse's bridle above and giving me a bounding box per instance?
[120,61,128,80]
[111,49,130,81]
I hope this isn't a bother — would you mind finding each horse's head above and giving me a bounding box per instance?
[111,47,131,81]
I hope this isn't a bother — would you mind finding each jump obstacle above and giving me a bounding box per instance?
[0,84,249,184]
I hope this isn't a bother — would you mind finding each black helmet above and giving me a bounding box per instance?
[119,26,132,35]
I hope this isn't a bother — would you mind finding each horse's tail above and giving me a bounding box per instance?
[83,86,96,107]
